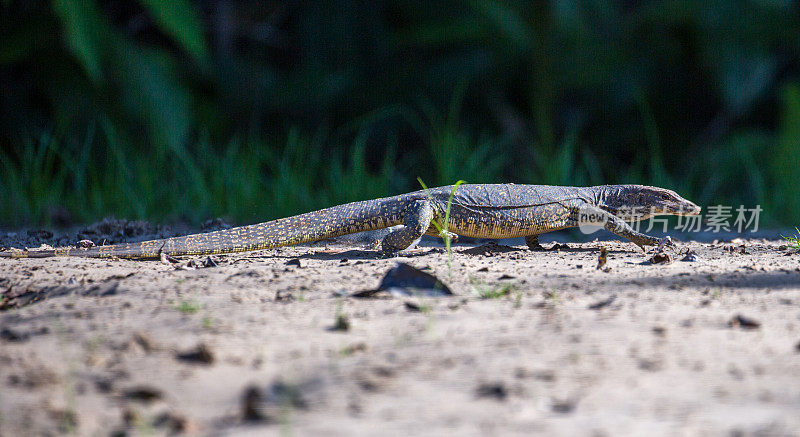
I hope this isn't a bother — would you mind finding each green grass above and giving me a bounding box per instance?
[331,299,349,332]
[545,289,560,305]
[418,178,465,280]
[2,117,797,230]
[781,227,800,251]
[1,83,799,230]
[470,277,517,300]
[174,299,201,314]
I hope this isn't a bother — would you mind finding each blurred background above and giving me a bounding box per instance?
[1,0,799,229]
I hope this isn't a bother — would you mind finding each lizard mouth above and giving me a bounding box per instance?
[676,203,701,216]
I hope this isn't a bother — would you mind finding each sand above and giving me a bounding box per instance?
[1,222,799,436]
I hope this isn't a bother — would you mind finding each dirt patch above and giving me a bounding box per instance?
[1,234,799,435]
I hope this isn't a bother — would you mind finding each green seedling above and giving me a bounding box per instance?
[470,277,517,299]
[781,227,800,251]
[175,299,201,314]
[418,177,465,280]
[331,299,349,331]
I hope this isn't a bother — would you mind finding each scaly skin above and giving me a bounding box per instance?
[0,184,701,259]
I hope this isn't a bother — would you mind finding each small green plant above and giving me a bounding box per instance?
[418,177,465,280]
[781,227,800,251]
[470,277,517,299]
[513,289,523,308]
[202,316,213,329]
[545,289,560,305]
[331,299,350,331]
[175,299,201,314]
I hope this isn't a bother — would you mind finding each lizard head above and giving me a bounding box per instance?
[599,185,701,221]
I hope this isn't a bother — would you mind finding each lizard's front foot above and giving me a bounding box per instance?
[657,236,675,251]
[633,235,675,252]
[629,235,662,252]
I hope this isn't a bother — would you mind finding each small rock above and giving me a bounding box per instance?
[124,386,162,403]
[76,240,96,249]
[275,290,295,302]
[94,377,113,393]
[176,343,215,365]
[587,295,616,310]
[404,301,421,312]
[728,314,761,330]
[638,358,662,372]
[533,370,556,382]
[132,332,156,353]
[242,385,266,421]
[203,256,219,268]
[269,381,308,409]
[475,383,507,400]
[0,327,28,342]
[286,258,303,268]
[724,245,750,255]
[153,412,193,434]
[681,250,699,262]
[649,251,674,265]
[551,399,576,413]
[370,262,453,297]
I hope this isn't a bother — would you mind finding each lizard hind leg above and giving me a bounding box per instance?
[381,199,434,256]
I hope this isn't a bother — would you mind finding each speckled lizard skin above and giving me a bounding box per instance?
[0,184,700,259]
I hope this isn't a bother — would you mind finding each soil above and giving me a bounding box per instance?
[1,222,799,436]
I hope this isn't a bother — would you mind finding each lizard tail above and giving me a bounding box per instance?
[0,197,405,260]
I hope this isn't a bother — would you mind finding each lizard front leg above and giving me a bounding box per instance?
[578,205,671,251]
[381,200,434,256]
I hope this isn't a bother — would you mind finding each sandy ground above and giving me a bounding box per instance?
[1,222,800,436]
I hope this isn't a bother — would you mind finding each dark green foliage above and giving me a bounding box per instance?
[1,1,799,227]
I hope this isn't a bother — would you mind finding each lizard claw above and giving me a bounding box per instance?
[657,236,675,252]
[439,230,458,242]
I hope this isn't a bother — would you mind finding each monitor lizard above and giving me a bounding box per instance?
[0,184,700,259]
